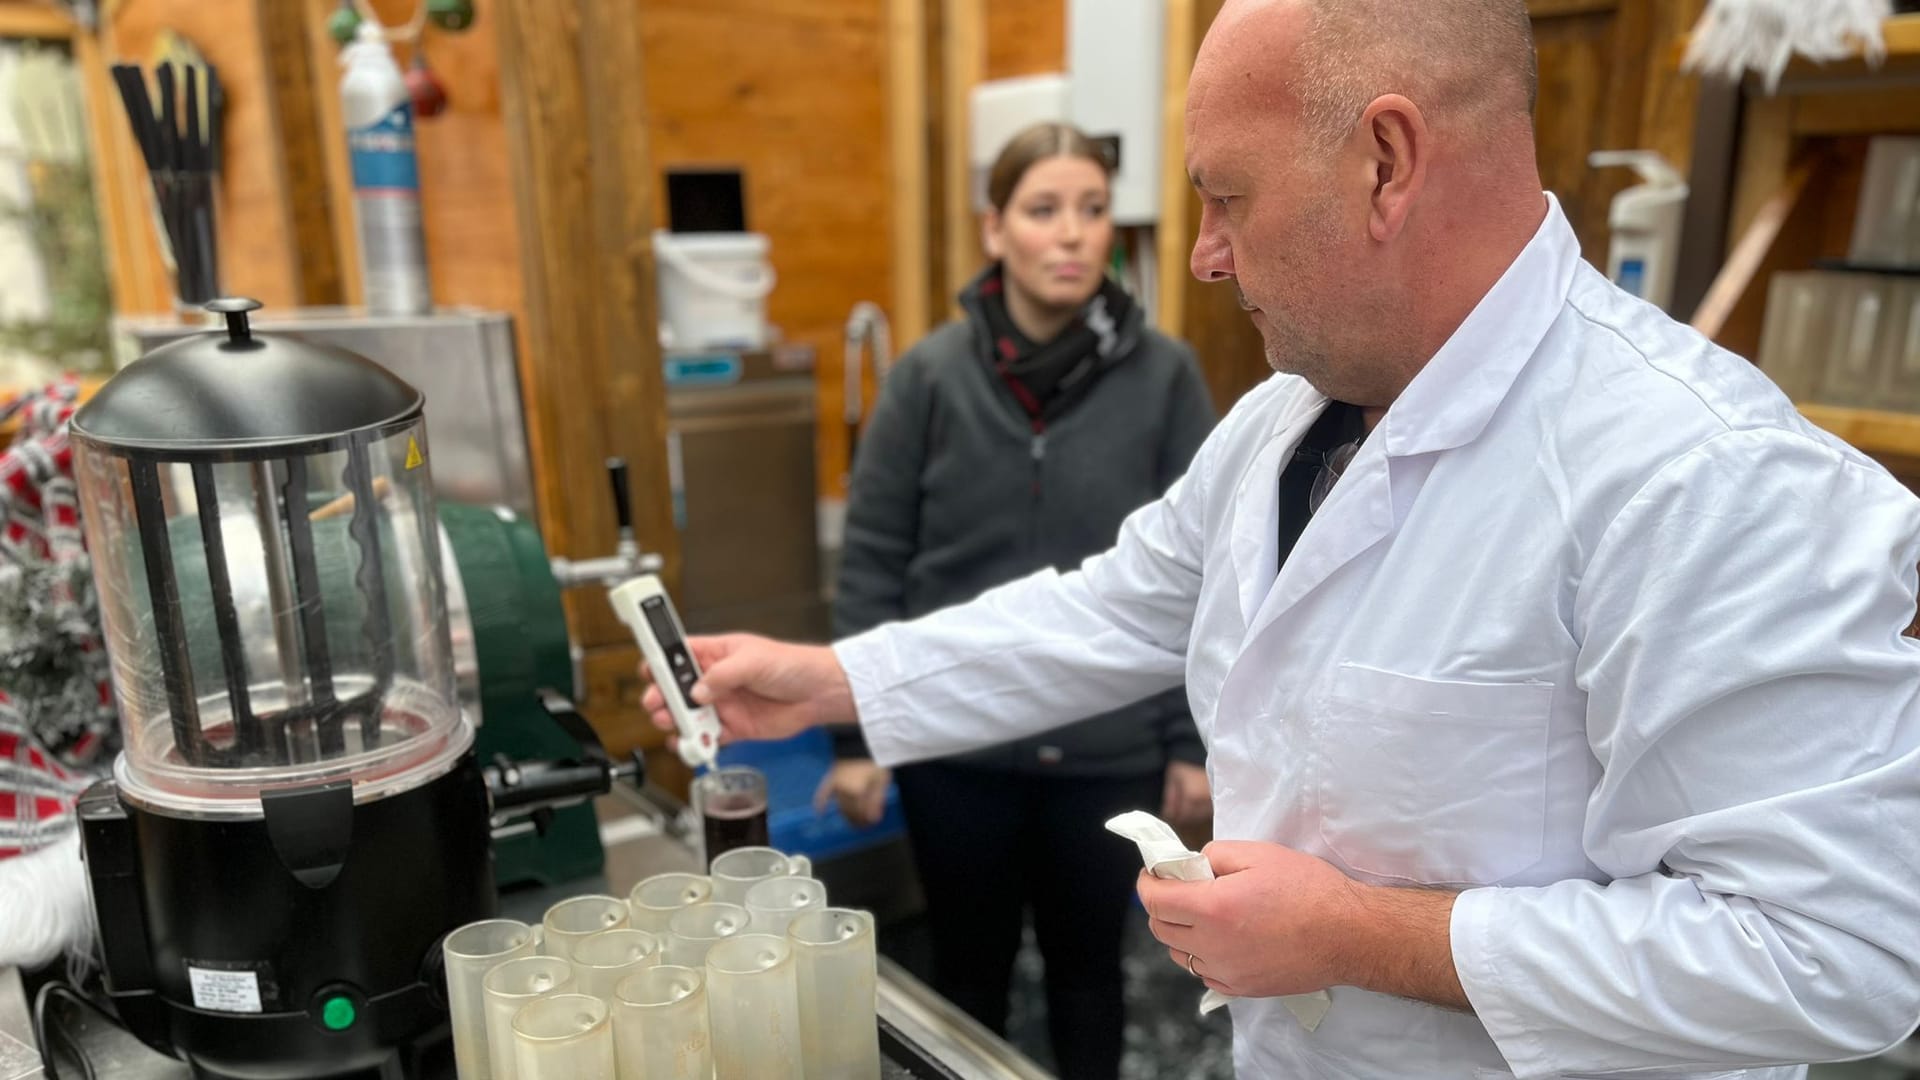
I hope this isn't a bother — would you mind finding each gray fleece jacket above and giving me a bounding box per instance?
[831,283,1217,776]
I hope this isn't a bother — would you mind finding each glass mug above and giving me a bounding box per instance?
[788,908,881,1079]
[744,876,827,936]
[709,846,812,907]
[693,765,771,867]
[665,900,750,967]
[628,872,714,935]
[570,927,661,1002]
[442,919,538,1080]
[705,933,804,1080]
[481,955,575,1080]
[541,894,630,961]
[510,992,615,1080]
[612,965,711,1080]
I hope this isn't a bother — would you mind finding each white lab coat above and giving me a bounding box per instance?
[835,197,1920,1079]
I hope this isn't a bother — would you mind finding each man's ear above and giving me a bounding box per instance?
[1357,94,1428,243]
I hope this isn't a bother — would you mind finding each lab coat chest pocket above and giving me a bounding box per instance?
[1314,663,1555,885]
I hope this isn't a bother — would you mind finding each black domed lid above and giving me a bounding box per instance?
[73,299,423,457]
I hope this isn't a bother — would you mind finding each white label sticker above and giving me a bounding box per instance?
[188,966,263,1013]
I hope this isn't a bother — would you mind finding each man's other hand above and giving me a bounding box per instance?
[814,759,892,828]
[1161,760,1213,826]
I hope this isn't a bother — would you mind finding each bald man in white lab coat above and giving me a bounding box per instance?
[646,1,1920,1076]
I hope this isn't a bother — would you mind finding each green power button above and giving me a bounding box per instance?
[321,996,357,1031]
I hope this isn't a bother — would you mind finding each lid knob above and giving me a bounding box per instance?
[204,297,264,345]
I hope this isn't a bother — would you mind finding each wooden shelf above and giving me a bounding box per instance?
[1798,403,1920,462]
[1884,13,1920,58]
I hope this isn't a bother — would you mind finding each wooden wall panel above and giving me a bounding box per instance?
[888,0,932,351]
[494,0,676,755]
[985,0,1064,80]
[1181,0,1269,413]
[99,0,302,311]
[940,0,985,318]
[638,0,893,501]
[1637,0,1708,174]
[1530,7,1621,263]
[257,1,342,306]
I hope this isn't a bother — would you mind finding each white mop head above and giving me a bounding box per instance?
[1683,0,1892,91]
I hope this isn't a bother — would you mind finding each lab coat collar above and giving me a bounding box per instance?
[1379,194,1579,460]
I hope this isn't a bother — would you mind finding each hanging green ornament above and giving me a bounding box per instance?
[327,1,363,45]
[427,0,476,32]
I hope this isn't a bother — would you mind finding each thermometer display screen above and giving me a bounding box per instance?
[642,595,702,712]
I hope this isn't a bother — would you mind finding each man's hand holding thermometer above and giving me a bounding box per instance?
[622,575,856,757]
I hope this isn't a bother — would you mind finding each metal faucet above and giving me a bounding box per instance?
[549,457,664,589]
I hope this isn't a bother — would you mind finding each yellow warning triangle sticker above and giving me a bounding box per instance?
[404,436,424,471]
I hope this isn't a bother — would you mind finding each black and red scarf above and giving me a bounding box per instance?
[968,264,1136,426]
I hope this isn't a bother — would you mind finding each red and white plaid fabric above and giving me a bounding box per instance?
[0,689,88,859]
[0,377,110,860]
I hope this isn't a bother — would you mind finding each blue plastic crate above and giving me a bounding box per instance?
[716,728,905,864]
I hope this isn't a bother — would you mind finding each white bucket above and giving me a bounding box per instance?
[653,230,777,351]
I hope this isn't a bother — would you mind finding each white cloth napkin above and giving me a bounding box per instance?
[1105,810,1331,1031]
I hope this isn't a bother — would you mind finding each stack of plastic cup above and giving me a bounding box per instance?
[443,919,537,1080]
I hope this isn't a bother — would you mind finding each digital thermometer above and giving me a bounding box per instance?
[610,574,721,770]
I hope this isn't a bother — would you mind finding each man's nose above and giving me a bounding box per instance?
[1190,213,1234,282]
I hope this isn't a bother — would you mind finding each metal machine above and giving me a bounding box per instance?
[68,300,642,1080]
[70,300,496,1078]
[119,308,659,890]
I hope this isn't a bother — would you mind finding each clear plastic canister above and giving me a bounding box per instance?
[72,414,467,816]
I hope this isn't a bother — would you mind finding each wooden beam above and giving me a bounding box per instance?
[577,0,676,609]
[0,3,77,39]
[1726,92,1796,249]
[1526,0,1618,17]
[259,0,343,306]
[495,0,680,653]
[1156,0,1196,333]
[888,0,931,348]
[940,0,983,309]
[302,0,363,306]
[1690,156,1816,347]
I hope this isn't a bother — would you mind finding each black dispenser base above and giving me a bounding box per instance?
[78,753,494,1080]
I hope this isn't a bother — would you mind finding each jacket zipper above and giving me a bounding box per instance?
[1030,419,1046,557]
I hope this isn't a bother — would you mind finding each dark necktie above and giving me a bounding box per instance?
[1275,401,1366,573]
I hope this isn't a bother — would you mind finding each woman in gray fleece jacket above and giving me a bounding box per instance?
[821,123,1217,1080]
